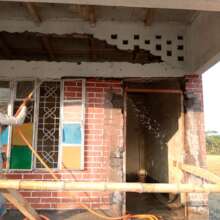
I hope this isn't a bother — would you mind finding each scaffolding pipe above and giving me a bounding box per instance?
[0,180,220,193]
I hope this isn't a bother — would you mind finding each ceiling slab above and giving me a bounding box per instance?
[0,2,199,24]
[3,0,220,11]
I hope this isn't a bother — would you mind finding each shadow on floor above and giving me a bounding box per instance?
[127,192,184,220]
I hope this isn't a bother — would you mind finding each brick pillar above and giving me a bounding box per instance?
[103,81,124,216]
[184,75,208,216]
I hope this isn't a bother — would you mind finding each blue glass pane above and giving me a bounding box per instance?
[0,127,8,145]
[63,124,81,144]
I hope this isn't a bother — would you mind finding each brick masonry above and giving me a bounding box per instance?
[6,79,124,211]
[5,76,208,215]
[184,75,206,167]
[184,75,208,213]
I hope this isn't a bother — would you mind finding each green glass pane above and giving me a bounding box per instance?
[10,146,32,169]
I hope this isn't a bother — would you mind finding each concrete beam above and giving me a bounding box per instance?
[0,60,186,79]
[3,0,220,12]
[0,20,187,69]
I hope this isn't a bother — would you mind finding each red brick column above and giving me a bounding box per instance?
[103,80,124,215]
[184,75,208,215]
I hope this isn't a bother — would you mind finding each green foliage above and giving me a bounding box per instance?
[206,130,218,135]
[206,134,220,154]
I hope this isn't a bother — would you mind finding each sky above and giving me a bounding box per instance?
[203,62,220,133]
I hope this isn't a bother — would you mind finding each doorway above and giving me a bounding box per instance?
[126,86,183,215]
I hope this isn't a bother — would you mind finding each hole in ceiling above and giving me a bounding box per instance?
[111,34,118,40]
[167,51,172,56]
[156,44,162,51]
[123,40,128,45]
[0,31,163,64]
[134,34,140,40]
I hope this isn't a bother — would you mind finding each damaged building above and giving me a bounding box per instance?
[0,1,219,219]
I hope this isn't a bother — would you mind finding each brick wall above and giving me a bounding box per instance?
[184,75,208,213]
[6,79,124,210]
[184,75,206,167]
[5,76,207,214]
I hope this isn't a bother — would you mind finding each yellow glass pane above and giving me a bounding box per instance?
[62,146,81,169]
[12,123,33,146]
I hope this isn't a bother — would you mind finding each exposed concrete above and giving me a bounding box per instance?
[0,20,187,77]
[0,3,219,76]
[0,60,186,79]
[186,12,220,75]
[0,3,198,24]
[3,0,220,12]
[0,32,163,64]
[0,20,186,67]
[0,20,186,42]
[1,11,220,76]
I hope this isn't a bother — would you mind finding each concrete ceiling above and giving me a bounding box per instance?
[0,2,198,25]
[3,0,220,11]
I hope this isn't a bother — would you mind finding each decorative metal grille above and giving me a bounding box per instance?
[36,81,60,168]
